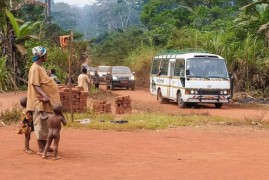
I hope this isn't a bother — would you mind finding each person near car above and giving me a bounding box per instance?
[81,54,90,70]
[65,69,74,85]
[50,69,61,84]
[78,67,91,92]
[93,70,100,89]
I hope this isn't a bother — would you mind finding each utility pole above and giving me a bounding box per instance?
[45,0,51,24]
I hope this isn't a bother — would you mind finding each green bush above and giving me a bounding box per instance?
[125,46,157,87]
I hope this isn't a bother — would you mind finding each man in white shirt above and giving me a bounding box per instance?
[78,67,91,92]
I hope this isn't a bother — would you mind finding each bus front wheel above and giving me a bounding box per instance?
[215,103,223,108]
[177,92,186,108]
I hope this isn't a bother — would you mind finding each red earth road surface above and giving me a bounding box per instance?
[1,88,269,179]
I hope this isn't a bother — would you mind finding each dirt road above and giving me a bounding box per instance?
[1,88,269,179]
[107,85,269,122]
[1,86,269,122]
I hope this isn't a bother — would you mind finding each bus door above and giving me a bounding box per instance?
[173,59,186,97]
[168,59,176,98]
[150,58,161,94]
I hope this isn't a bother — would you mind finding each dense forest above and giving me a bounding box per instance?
[1,0,269,95]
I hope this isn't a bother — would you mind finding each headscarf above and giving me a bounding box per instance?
[32,46,47,62]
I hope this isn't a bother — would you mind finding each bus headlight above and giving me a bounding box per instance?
[220,90,229,95]
[186,89,199,94]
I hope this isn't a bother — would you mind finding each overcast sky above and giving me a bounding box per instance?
[54,0,96,7]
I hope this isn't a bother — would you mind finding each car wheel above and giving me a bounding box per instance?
[131,85,135,91]
[126,86,130,90]
[110,83,114,90]
[215,103,223,108]
[177,92,186,108]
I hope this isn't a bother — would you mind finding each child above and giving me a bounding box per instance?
[17,96,34,154]
[41,104,67,160]
[50,69,61,84]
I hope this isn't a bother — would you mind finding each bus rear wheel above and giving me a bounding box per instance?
[177,92,186,108]
[215,103,223,108]
[157,90,166,104]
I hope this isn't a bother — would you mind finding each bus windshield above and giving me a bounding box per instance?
[187,58,229,78]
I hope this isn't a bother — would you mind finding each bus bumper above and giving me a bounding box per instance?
[186,95,231,103]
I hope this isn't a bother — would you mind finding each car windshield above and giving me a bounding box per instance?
[112,67,132,74]
[187,58,228,78]
[98,66,109,72]
[87,67,96,71]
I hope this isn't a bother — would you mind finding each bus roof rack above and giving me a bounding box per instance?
[157,48,208,56]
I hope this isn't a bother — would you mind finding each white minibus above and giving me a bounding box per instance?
[150,51,231,108]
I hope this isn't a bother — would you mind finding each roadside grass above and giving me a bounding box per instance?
[230,102,269,110]
[0,105,21,125]
[64,111,250,131]
[1,105,268,130]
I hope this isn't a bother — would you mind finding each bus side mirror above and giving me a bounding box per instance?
[186,69,190,75]
[229,73,235,80]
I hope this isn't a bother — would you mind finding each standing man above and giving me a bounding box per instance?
[78,67,91,92]
[93,70,100,89]
[81,54,90,70]
[27,46,61,155]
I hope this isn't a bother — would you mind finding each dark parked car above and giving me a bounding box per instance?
[106,66,135,90]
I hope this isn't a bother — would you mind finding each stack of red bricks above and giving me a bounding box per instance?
[59,86,88,112]
[92,100,112,113]
[115,96,132,114]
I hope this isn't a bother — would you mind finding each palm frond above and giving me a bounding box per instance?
[240,0,269,11]
[258,22,269,33]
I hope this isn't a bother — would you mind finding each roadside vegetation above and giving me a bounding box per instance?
[1,0,269,96]
[2,103,269,130]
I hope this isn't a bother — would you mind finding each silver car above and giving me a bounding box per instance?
[97,66,110,82]
[86,66,96,77]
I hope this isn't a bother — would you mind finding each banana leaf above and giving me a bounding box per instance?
[5,9,20,38]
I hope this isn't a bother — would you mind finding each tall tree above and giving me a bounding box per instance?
[51,2,78,30]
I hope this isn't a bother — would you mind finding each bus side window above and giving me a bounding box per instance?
[151,59,161,74]
[175,59,185,76]
[161,59,169,75]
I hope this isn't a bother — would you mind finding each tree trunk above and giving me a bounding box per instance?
[45,0,51,24]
